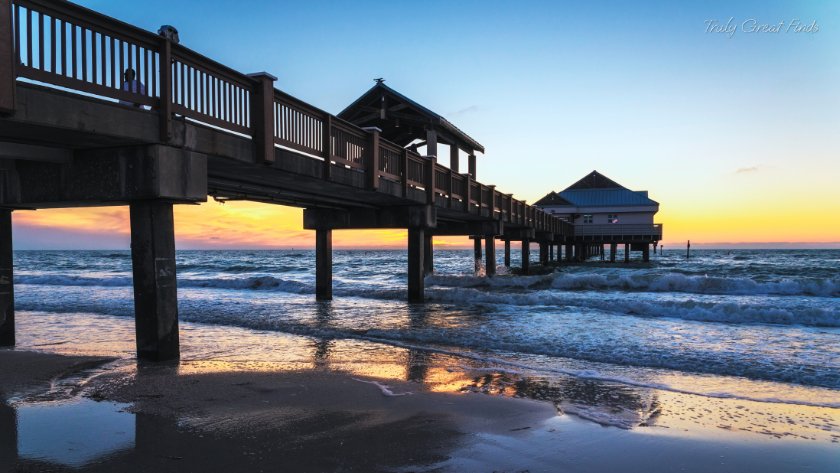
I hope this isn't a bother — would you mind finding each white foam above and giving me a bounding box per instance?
[351,378,412,397]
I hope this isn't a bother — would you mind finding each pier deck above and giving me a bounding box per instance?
[0,0,660,360]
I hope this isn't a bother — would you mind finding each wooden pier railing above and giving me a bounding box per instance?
[4,0,573,237]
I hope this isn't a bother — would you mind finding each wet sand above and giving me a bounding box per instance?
[2,348,839,473]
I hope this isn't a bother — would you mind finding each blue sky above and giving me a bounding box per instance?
[15,1,840,247]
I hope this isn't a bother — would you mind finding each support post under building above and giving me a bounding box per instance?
[316,229,332,300]
[130,201,180,362]
[485,236,496,277]
[0,209,13,347]
[408,227,425,302]
[610,243,617,263]
[625,243,630,263]
[504,239,511,267]
[473,237,482,273]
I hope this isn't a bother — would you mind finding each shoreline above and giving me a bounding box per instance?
[2,310,839,472]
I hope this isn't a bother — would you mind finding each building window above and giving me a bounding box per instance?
[608,214,619,224]
[583,214,593,224]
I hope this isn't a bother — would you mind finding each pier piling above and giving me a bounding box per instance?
[316,229,332,300]
[423,235,434,276]
[473,237,482,273]
[485,237,496,277]
[610,243,617,263]
[521,240,531,274]
[0,209,13,347]
[504,239,511,267]
[408,227,425,302]
[624,243,630,263]
[129,201,180,362]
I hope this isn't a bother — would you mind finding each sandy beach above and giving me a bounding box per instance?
[2,310,838,473]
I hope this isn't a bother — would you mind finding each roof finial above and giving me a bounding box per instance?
[374,77,385,85]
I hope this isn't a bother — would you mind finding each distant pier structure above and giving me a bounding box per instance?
[0,0,575,360]
[534,171,663,263]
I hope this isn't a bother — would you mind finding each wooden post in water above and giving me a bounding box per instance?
[316,229,332,300]
[485,237,496,277]
[130,201,180,362]
[642,244,650,262]
[407,227,425,302]
[473,237,482,273]
[504,239,511,267]
[686,240,691,260]
[521,240,530,274]
[0,209,13,347]
[610,243,617,263]
[624,243,630,263]
[565,244,573,262]
[423,234,434,276]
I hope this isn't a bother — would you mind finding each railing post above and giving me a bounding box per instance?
[362,127,381,190]
[463,173,472,214]
[401,149,409,197]
[489,186,496,219]
[247,72,277,164]
[158,37,172,142]
[424,155,436,205]
[0,0,15,115]
[322,113,332,180]
[447,168,453,209]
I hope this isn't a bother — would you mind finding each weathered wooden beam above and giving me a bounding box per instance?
[303,205,435,230]
[0,209,13,346]
[431,219,502,236]
[450,144,459,173]
[158,37,172,142]
[363,127,380,190]
[247,72,277,164]
[0,0,15,115]
[130,201,179,362]
[322,114,333,180]
[316,228,332,300]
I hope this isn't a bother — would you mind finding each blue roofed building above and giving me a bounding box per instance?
[535,171,662,253]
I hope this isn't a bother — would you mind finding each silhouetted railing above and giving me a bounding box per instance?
[4,0,572,236]
[574,224,663,238]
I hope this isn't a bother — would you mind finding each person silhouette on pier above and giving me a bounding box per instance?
[119,68,147,108]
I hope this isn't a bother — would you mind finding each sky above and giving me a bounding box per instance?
[12,0,840,249]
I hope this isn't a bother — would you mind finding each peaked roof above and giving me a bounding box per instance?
[564,171,623,190]
[338,82,485,153]
[534,191,573,206]
[536,170,659,208]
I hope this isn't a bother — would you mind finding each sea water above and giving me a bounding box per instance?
[11,249,840,418]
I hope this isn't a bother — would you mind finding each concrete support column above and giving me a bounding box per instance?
[610,243,617,263]
[600,244,605,261]
[521,240,530,274]
[539,243,548,265]
[0,209,13,347]
[130,201,180,362]
[485,237,496,277]
[565,244,573,262]
[504,240,511,267]
[423,234,434,276]
[624,243,630,263]
[549,244,554,261]
[643,245,650,262]
[316,229,332,300]
[407,227,425,302]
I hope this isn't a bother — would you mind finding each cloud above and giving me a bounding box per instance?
[447,105,479,118]
[735,166,759,174]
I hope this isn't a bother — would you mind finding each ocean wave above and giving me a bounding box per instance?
[429,271,840,298]
[16,274,312,293]
[423,286,840,327]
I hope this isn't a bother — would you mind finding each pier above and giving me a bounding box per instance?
[0,0,661,360]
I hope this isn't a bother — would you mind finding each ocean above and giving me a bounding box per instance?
[11,249,840,431]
